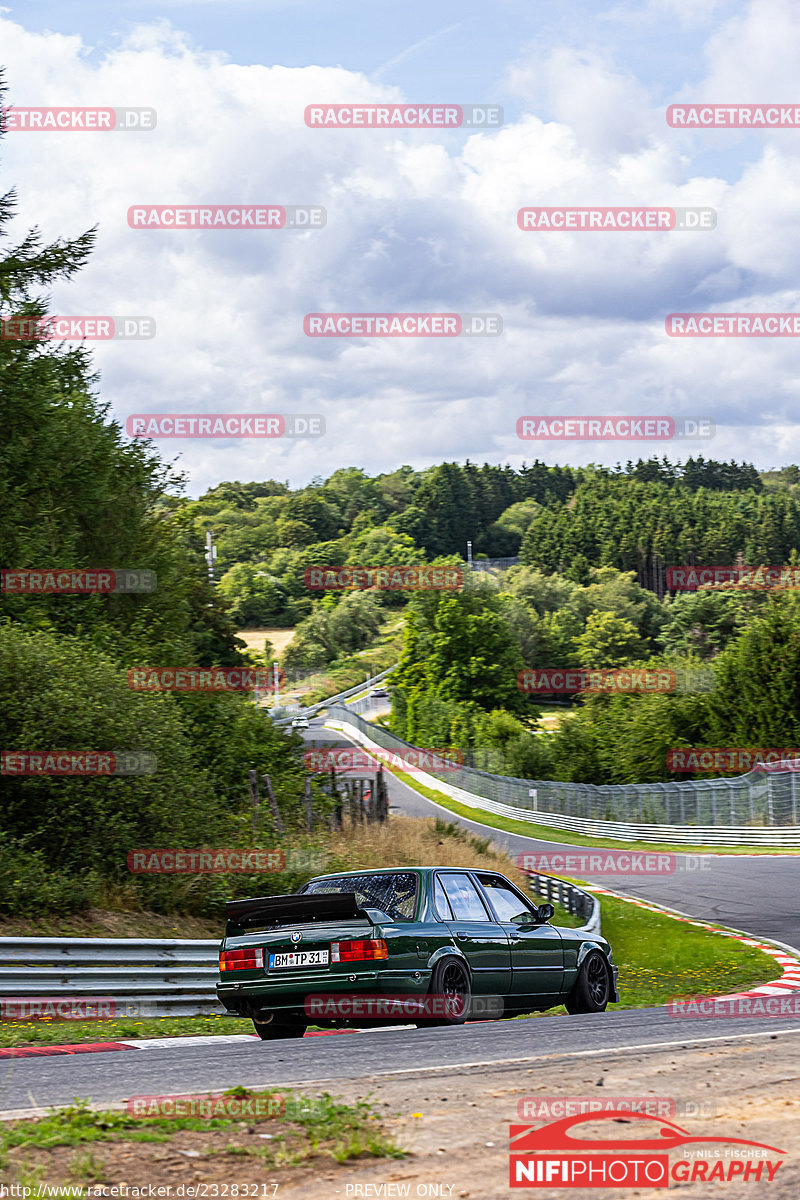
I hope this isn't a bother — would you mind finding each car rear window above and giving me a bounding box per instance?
[303,872,418,921]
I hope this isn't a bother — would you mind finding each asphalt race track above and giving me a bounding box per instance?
[3,1009,800,1114]
[307,720,800,952]
[2,714,798,1116]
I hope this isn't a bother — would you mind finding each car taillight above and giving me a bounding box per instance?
[219,948,264,972]
[330,939,388,963]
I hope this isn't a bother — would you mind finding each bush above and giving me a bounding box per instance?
[0,624,308,913]
[0,836,99,916]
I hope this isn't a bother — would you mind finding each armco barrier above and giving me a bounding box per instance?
[325,707,800,847]
[525,873,601,934]
[0,888,600,1020]
[0,938,221,1017]
[271,665,397,727]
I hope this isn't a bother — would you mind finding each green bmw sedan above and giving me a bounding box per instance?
[217,866,619,1039]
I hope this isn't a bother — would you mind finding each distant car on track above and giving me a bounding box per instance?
[217,866,618,1039]
[290,715,309,730]
[371,687,390,699]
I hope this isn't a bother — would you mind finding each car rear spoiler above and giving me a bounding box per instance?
[224,892,381,929]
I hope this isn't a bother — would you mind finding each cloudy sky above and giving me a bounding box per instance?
[4,0,800,495]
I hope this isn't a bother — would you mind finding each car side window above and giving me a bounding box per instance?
[478,876,535,923]
[433,875,454,920]
[439,873,492,921]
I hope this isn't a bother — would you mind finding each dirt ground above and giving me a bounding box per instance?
[10,1031,800,1198]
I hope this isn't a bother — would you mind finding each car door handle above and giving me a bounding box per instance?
[456,931,468,939]
[508,931,520,940]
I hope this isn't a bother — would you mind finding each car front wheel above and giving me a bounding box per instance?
[565,951,610,1014]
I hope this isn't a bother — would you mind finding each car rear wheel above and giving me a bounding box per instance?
[252,1017,307,1040]
[416,957,471,1027]
[564,951,610,1014]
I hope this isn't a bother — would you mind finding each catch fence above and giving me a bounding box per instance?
[326,707,800,845]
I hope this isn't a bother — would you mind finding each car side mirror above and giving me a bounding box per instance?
[535,903,555,923]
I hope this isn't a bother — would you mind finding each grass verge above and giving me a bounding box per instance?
[526,889,780,1018]
[589,891,778,1009]
[0,1012,247,1049]
[1,1090,404,1187]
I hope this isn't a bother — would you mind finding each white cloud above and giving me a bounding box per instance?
[2,8,800,493]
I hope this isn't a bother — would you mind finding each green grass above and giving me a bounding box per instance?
[387,764,800,855]
[518,891,779,1019]
[0,1012,247,1048]
[1,1091,404,1176]
[593,893,777,1008]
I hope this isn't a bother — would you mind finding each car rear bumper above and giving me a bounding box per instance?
[217,968,431,1018]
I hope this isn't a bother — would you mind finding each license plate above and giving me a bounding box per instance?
[269,950,329,969]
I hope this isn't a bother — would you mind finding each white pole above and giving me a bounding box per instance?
[205,530,217,584]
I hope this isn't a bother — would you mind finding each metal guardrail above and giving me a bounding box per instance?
[0,938,222,1017]
[469,556,521,572]
[327,707,800,845]
[0,883,599,1019]
[524,873,601,935]
[271,664,397,727]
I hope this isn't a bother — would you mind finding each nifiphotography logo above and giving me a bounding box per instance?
[509,1111,785,1187]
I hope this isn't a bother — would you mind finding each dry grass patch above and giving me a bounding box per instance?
[235,628,295,658]
[0,907,221,939]
[323,814,528,890]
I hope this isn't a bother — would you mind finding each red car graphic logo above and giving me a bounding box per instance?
[510,1110,785,1155]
